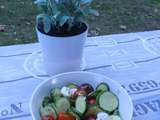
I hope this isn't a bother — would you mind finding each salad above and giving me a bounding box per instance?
[40,83,121,120]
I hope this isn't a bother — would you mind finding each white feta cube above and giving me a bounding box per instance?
[96,112,110,120]
[61,86,70,97]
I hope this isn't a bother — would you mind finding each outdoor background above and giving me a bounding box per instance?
[0,0,160,46]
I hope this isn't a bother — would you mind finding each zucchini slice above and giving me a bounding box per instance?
[50,103,58,115]
[67,83,78,89]
[96,83,109,92]
[85,105,103,117]
[75,96,86,115]
[42,96,51,107]
[40,105,57,119]
[113,109,120,115]
[50,88,62,99]
[109,115,121,120]
[96,91,104,102]
[55,97,70,113]
[98,92,118,112]
[69,111,81,120]
[70,107,82,116]
[88,90,101,98]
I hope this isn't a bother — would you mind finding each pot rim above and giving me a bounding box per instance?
[36,23,88,38]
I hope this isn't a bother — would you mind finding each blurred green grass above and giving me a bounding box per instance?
[0,0,160,46]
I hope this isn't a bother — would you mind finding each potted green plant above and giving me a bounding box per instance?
[34,0,99,75]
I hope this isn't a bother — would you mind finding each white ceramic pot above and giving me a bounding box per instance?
[36,27,88,76]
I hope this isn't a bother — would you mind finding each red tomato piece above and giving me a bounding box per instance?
[41,115,54,120]
[58,113,75,120]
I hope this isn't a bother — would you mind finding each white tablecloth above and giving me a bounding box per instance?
[1,30,160,120]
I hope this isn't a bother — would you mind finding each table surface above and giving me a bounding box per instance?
[1,30,160,120]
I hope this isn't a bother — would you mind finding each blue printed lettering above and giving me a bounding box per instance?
[10,102,23,115]
[152,100,160,110]
[0,102,23,117]
[144,101,158,112]
[1,110,8,116]
[134,104,148,115]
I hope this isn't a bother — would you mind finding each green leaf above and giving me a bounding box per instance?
[53,11,61,19]
[57,4,70,15]
[51,16,56,23]
[88,9,99,16]
[59,16,70,26]
[48,0,58,15]
[35,0,98,29]
[36,14,48,23]
[58,0,66,4]
[75,1,80,8]
[43,16,52,33]
[34,0,47,5]
[80,0,93,5]
[36,14,52,33]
